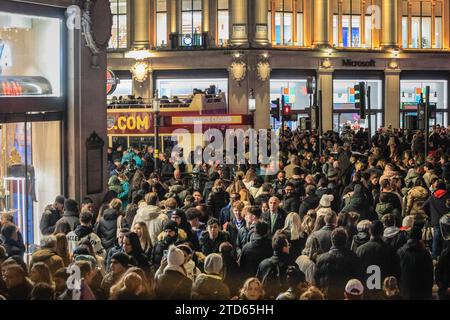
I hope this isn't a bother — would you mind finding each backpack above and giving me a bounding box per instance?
[261,257,284,299]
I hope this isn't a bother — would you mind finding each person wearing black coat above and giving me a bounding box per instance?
[382,214,408,252]
[281,183,300,213]
[356,221,401,299]
[436,239,450,300]
[150,221,184,268]
[262,197,288,237]
[298,186,320,218]
[206,183,230,220]
[2,264,33,300]
[397,227,434,300]
[239,222,273,279]
[1,223,25,258]
[199,218,231,256]
[95,207,123,251]
[191,253,230,300]
[423,183,450,258]
[202,172,220,202]
[341,184,378,221]
[256,232,296,300]
[39,196,65,235]
[314,228,363,300]
[155,245,192,299]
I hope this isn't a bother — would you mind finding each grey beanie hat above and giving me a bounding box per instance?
[204,253,223,275]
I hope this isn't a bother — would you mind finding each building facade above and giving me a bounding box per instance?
[0,0,111,247]
[107,0,450,135]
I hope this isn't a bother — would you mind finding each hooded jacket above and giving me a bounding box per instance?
[423,189,450,226]
[383,226,408,252]
[39,205,62,235]
[342,185,378,221]
[191,273,230,300]
[155,269,193,300]
[404,186,429,217]
[67,225,106,258]
[30,248,64,275]
[132,204,169,246]
[376,202,401,226]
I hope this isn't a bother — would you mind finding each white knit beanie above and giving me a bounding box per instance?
[204,253,223,275]
[167,245,185,267]
[320,194,334,207]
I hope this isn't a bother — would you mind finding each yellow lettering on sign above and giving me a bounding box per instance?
[136,115,149,130]
[127,116,136,130]
[117,116,127,130]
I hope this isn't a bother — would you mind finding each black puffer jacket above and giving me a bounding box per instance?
[199,231,231,256]
[281,195,300,213]
[39,205,61,235]
[239,235,273,279]
[256,253,295,300]
[314,246,363,300]
[423,189,450,226]
[96,208,121,250]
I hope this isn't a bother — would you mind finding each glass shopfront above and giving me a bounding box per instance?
[0,2,65,254]
[400,79,448,128]
[333,77,383,136]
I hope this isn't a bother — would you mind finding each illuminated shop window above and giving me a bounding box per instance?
[157,0,168,47]
[109,0,128,49]
[269,0,303,46]
[401,0,443,49]
[181,0,202,46]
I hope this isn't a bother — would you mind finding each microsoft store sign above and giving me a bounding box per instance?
[342,59,376,67]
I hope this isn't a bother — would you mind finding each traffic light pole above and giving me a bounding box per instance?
[367,86,371,148]
[318,90,323,155]
[425,85,430,158]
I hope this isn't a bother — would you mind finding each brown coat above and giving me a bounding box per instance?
[30,248,64,275]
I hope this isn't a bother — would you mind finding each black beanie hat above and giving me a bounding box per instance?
[163,220,178,233]
[111,252,131,268]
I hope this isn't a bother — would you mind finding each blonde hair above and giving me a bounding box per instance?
[300,286,325,300]
[283,212,302,241]
[301,214,315,237]
[239,277,264,299]
[109,198,123,211]
[110,272,143,300]
[243,169,256,183]
[239,188,253,204]
[383,276,400,297]
[133,222,152,253]
[232,200,245,211]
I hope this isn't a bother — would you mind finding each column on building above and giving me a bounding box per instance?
[312,0,331,48]
[253,0,270,46]
[317,67,334,132]
[202,0,210,45]
[230,0,249,46]
[131,0,151,49]
[384,69,401,128]
[169,0,178,36]
[381,0,398,48]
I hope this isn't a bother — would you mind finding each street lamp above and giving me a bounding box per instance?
[153,92,161,173]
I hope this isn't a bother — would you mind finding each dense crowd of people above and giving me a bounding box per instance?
[1,124,450,300]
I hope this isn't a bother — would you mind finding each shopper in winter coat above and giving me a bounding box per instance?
[298,186,320,218]
[350,220,372,253]
[306,212,336,253]
[199,218,231,256]
[0,223,25,258]
[256,232,296,300]
[435,215,450,300]
[151,221,187,268]
[117,174,130,209]
[66,211,106,259]
[356,221,400,299]
[397,227,434,300]
[132,192,169,246]
[382,214,408,252]
[155,245,192,299]
[206,180,230,219]
[281,183,300,213]
[57,199,80,232]
[239,221,272,279]
[423,182,450,258]
[191,253,230,300]
[342,184,377,221]
[30,235,64,276]
[314,228,363,300]
[375,193,402,226]
[123,232,150,275]
[39,195,65,235]
[95,199,125,251]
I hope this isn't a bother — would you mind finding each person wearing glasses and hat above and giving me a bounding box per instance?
[101,252,130,299]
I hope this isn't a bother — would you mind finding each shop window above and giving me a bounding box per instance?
[269,0,303,46]
[400,80,448,127]
[401,0,443,49]
[0,121,62,246]
[270,79,310,110]
[333,79,383,135]
[332,0,375,48]
[217,0,229,47]
[156,0,168,47]
[109,0,128,49]
[157,78,228,98]
[0,12,61,97]
[181,0,202,47]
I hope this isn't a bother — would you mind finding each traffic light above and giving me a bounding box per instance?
[353,82,366,119]
[270,98,280,120]
[282,104,291,116]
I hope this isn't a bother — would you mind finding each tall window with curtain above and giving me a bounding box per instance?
[401,0,443,49]
[269,0,303,46]
[156,0,168,47]
[217,0,229,46]
[109,0,128,49]
[333,0,375,48]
